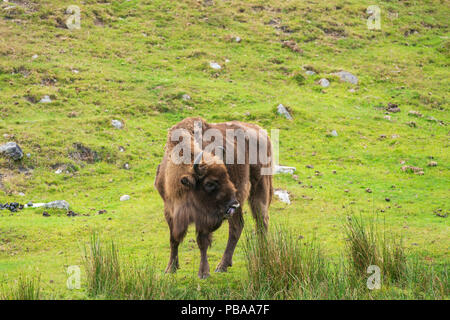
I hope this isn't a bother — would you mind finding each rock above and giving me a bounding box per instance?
[111,119,123,129]
[234,36,241,43]
[330,130,338,137]
[282,40,303,53]
[274,189,291,204]
[120,195,130,201]
[401,165,423,174]
[44,200,70,210]
[0,142,23,160]
[386,103,400,113]
[334,71,358,85]
[366,188,372,193]
[384,115,391,121]
[67,210,78,217]
[428,161,437,167]
[276,104,293,120]
[318,78,330,87]
[182,94,191,101]
[274,165,296,174]
[305,70,316,76]
[209,62,221,70]
[18,192,25,197]
[39,95,52,103]
[123,163,130,170]
[32,54,38,60]
[408,110,423,117]
[42,211,50,217]
[306,165,314,169]
[385,197,390,202]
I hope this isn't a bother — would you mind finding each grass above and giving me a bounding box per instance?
[0,0,449,299]
[0,274,41,300]
[2,217,446,299]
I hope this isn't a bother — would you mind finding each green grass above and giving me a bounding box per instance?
[0,0,449,299]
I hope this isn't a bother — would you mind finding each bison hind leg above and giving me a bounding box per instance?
[248,175,271,232]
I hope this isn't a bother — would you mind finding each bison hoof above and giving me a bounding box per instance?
[198,272,210,279]
[215,261,232,273]
[165,263,179,274]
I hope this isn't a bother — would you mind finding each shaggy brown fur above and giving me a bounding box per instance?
[154,117,273,279]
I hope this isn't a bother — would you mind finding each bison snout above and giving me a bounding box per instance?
[225,200,240,218]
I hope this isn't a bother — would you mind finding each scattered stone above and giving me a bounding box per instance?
[386,103,400,113]
[384,115,391,121]
[209,62,221,70]
[408,110,423,117]
[0,142,23,160]
[69,143,100,163]
[182,94,191,101]
[111,119,124,129]
[401,165,423,174]
[366,188,372,193]
[385,197,390,202]
[274,165,296,174]
[123,163,130,170]
[334,71,358,85]
[18,192,25,197]
[234,36,241,43]
[67,210,78,217]
[434,209,447,218]
[44,200,70,210]
[118,146,125,152]
[332,170,337,174]
[0,202,24,212]
[282,40,303,53]
[98,209,107,215]
[428,161,437,167]
[344,189,349,193]
[305,70,316,76]
[39,95,52,103]
[292,175,299,181]
[318,78,330,87]
[120,195,130,201]
[276,104,293,120]
[32,54,38,60]
[391,134,400,139]
[42,211,50,217]
[306,165,314,169]
[330,130,338,137]
[274,189,291,204]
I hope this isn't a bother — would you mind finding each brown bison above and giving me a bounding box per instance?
[154,117,273,279]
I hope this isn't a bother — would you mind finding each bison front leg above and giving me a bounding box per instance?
[216,210,244,272]
[196,232,212,279]
[165,234,180,273]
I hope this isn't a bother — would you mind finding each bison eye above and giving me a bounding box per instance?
[204,181,217,193]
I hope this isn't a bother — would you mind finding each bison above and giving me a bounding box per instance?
[154,117,273,279]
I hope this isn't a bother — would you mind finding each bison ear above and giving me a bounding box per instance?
[180,175,195,188]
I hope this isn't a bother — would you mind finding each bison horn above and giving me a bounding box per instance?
[193,150,204,175]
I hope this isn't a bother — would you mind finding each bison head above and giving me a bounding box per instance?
[180,150,239,220]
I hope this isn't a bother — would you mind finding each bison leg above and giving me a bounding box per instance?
[165,214,188,274]
[249,178,271,232]
[215,210,244,273]
[165,233,180,273]
[196,232,212,279]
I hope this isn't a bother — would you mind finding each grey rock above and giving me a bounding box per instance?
[305,70,316,76]
[111,119,123,129]
[182,94,191,101]
[277,104,293,120]
[318,78,330,87]
[274,189,291,205]
[120,195,130,201]
[334,71,358,85]
[209,62,221,70]
[0,142,23,160]
[274,165,296,174]
[331,130,338,137]
[39,95,52,103]
[44,200,70,210]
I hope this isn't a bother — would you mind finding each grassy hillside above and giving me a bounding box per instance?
[0,0,448,299]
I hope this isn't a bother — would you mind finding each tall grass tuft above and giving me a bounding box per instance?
[344,215,406,284]
[83,233,176,299]
[0,274,41,300]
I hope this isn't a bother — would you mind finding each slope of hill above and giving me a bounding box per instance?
[0,0,448,299]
